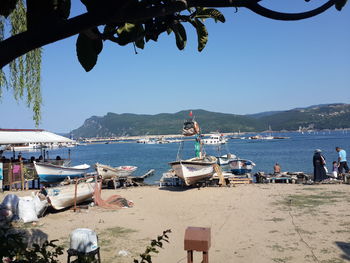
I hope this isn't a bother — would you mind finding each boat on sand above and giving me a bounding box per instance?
[229,159,256,175]
[169,112,217,186]
[95,163,137,180]
[169,156,217,186]
[45,179,96,210]
[33,161,90,183]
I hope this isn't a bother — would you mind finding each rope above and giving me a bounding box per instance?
[176,137,184,161]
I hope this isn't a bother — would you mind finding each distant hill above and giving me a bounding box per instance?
[258,103,350,130]
[71,104,350,138]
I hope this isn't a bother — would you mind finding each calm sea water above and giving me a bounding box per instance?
[6,131,350,184]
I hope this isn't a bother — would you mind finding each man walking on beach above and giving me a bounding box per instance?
[336,147,349,174]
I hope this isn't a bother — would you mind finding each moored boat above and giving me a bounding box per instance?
[169,156,217,186]
[45,179,96,210]
[202,134,227,145]
[95,163,137,180]
[34,161,90,183]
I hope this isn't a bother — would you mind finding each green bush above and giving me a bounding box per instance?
[0,223,63,262]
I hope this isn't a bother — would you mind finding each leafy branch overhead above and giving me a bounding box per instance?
[77,7,225,72]
[0,0,348,125]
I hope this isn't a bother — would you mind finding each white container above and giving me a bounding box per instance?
[18,198,38,223]
[70,228,98,253]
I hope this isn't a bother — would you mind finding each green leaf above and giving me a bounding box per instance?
[104,24,117,35]
[171,22,187,50]
[335,0,348,10]
[0,0,18,18]
[116,23,145,46]
[195,8,225,23]
[76,33,103,72]
[190,19,208,52]
[57,0,71,19]
[135,38,145,49]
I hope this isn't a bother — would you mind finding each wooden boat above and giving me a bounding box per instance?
[46,179,96,210]
[33,161,90,183]
[95,163,137,180]
[169,156,217,186]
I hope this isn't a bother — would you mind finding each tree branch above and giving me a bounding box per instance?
[0,0,340,68]
[246,0,336,21]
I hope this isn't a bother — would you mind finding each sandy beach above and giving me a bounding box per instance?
[1,184,350,263]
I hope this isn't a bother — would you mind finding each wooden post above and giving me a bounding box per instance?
[74,178,78,212]
[20,160,24,190]
[9,162,12,191]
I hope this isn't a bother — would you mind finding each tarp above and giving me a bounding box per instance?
[0,129,73,144]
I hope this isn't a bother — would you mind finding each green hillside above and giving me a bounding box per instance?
[71,104,350,138]
[259,104,350,130]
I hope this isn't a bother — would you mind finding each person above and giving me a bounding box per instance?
[332,161,338,178]
[313,149,327,182]
[274,163,281,174]
[336,147,349,174]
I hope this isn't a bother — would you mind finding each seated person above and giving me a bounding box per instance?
[274,163,281,174]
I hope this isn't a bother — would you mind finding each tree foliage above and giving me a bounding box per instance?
[0,0,347,125]
[0,0,42,125]
[0,223,64,263]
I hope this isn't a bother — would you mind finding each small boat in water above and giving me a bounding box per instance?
[95,163,137,180]
[45,179,96,210]
[202,134,227,145]
[229,159,256,175]
[169,156,217,186]
[34,161,90,183]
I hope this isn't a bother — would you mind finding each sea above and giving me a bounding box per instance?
[5,131,350,184]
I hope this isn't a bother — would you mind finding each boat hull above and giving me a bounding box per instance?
[229,160,255,175]
[47,181,96,210]
[34,162,90,183]
[95,163,137,180]
[169,158,216,186]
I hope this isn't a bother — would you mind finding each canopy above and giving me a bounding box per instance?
[0,129,74,144]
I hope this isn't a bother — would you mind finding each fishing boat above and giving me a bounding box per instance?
[45,179,96,210]
[33,161,90,183]
[202,134,227,145]
[169,156,217,186]
[216,153,238,170]
[169,111,217,186]
[228,159,256,175]
[95,163,137,180]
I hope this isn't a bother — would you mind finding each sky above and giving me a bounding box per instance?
[0,1,349,133]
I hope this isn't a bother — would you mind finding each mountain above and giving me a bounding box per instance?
[258,103,350,130]
[71,104,350,138]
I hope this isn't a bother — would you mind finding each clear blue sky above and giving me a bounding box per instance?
[1,1,349,133]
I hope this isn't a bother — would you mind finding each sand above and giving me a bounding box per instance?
[1,184,350,263]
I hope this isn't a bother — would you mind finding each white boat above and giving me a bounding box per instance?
[217,153,237,166]
[34,161,90,183]
[229,159,256,175]
[169,156,217,186]
[95,163,137,180]
[46,179,96,210]
[137,138,156,144]
[202,134,227,145]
